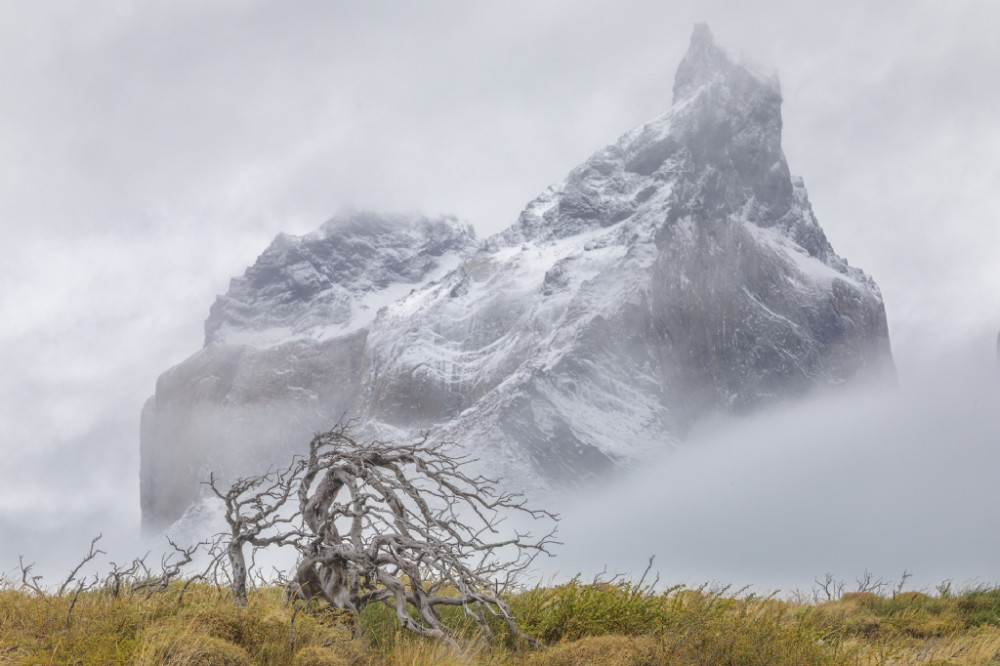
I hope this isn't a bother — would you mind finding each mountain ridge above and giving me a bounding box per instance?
[141,24,893,533]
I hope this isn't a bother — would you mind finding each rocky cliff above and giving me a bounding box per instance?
[141,25,893,533]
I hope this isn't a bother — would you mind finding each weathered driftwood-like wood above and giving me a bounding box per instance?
[212,423,557,647]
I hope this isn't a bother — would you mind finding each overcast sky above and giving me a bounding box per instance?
[1,1,999,588]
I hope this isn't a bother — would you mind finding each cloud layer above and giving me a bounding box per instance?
[551,336,1000,592]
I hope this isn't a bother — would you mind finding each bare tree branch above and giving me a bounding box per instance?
[18,557,46,596]
[855,569,886,595]
[813,573,845,602]
[207,462,303,606]
[130,537,206,598]
[58,534,105,596]
[211,423,558,648]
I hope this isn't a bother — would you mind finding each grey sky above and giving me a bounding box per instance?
[1,1,999,585]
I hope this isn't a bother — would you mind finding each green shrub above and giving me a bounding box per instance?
[956,587,1000,628]
[511,578,669,642]
[658,590,839,666]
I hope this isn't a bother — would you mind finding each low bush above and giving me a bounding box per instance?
[956,587,1000,628]
[511,577,669,642]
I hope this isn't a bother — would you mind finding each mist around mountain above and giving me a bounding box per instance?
[139,24,894,534]
[7,334,999,594]
[550,339,1000,592]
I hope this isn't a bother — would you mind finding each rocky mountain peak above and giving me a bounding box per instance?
[204,211,476,347]
[501,24,828,262]
[141,26,894,534]
[673,23,725,102]
[672,23,779,104]
[660,24,835,262]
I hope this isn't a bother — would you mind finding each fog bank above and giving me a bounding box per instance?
[549,333,1000,593]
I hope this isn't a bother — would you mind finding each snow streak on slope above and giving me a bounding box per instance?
[205,211,477,347]
[141,24,892,531]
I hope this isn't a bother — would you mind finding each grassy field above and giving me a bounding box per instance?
[4,575,1000,665]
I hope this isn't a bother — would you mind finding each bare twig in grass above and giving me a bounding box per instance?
[131,538,205,598]
[58,534,105,596]
[104,558,143,598]
[18,557,46,596]
[633,555,660,597]
[855,570,886,595]
[814,573,845,602]
[893,569,913,597]
[65,578,88,626]
[288,602,303,651]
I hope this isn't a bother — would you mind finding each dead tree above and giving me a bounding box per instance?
[208,465,302,606]
[288,426,558,648]
[214,424,557,647]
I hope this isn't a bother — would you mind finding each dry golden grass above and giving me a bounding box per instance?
[5,577,1000,665]
[133,623,253,666]
[522,635,658,666]
[289,639,373,666]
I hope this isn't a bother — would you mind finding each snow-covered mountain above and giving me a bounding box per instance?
[141,24,893,533]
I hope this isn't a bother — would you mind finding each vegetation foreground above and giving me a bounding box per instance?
[5,575,1000,665]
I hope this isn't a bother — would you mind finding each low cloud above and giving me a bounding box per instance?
[549,333,1000,593]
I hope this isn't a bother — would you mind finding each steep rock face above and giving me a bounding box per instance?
[349,25,891,489]
[140,213,476,532]
[205,211,477,347]
[141,25,893,532]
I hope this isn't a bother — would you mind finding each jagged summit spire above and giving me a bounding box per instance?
[676,22,717,64]
[691,22,713,40]
[673,23,726,103]
[672,23,778,105]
